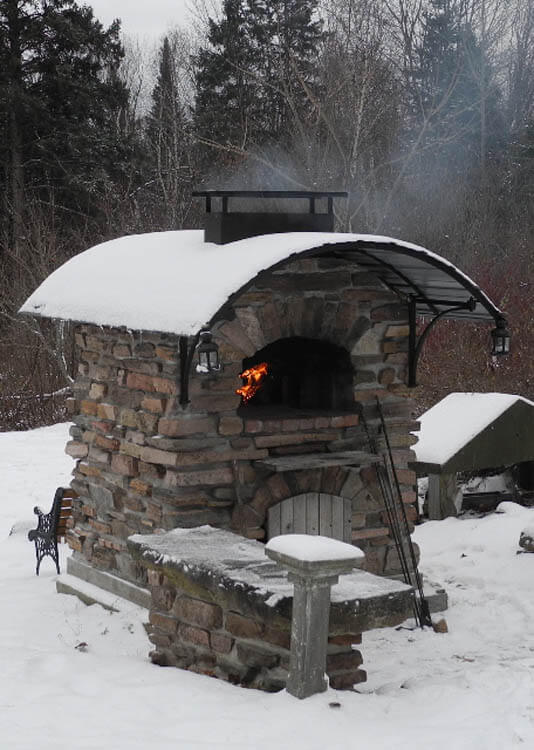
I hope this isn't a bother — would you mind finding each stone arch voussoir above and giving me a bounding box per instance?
[247,466,367,532]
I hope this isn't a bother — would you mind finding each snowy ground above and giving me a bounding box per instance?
[1,423,534,749]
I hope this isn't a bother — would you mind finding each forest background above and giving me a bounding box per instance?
[1,0,533,430]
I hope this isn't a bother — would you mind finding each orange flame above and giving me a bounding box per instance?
[236,362,269,403]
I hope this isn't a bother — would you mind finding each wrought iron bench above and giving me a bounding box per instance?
[28,487,76,575]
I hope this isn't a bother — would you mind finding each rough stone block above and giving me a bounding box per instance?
[519,530,534,553]
[177,623,210,648]
[124,359,162,376]
[164,467,234,487]
[219,416,243,435]
[236,643,280,669]
[192,393,241,413]
[141,396,167,413]
[95,435,120,452]
[378,367,396,385]
[266,474,290,501]
[129,478,152,496]
[126,372,153,392]
[88,445,110,464]
[225,612,263,639]
[88,483,114,514]
[88,382,107,400]
[158,417,215,437]
[65,441,88,459]
[133,342,155,358]
[352,527,390,542]
[173,597,223,630]
[331,414,359,428]
[89,519,112,535]
[353,326,383,356]
[371,303,406,322]
[147,569,165,587]
[80,400,98,417]
[263,626,291,650]
[155,345,177,361]
[385,324,410,338]
[210,633,233,654]
[151,376,177,395]
[326,650,363,672]
[149,611,178,635]
[137,412,159,433]
[111,453,138,477]
[328,669,367,690]
[218,319,256,357]
[77,462,102,478]
[96,403,119,421]
[139,445,179,467]
[328,633,362,646]
[255,432,338,448]
[112,344,131,359]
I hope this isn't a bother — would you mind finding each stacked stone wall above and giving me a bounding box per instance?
[145,567,365,692]
[66,255,418,586]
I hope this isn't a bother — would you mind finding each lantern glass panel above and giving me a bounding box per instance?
[491,323,510,356]
[208,349,219,369]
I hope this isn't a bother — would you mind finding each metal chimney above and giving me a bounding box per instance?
[192,190,347,245]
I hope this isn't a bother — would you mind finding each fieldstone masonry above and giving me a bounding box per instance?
[127,527,412,692]
[65,256,419,591]
[63,253,419,690]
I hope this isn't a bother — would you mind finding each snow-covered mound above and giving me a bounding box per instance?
[2,424,534,748]
[415,392,534,466]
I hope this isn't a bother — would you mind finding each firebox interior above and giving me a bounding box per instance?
[237,337,354,415]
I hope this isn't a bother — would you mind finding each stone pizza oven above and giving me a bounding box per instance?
[20,190,507,691]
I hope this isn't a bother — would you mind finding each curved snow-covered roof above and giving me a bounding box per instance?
[19,229,503,336]
[413,392,534,472]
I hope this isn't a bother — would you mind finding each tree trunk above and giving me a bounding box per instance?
[6,0,25,260]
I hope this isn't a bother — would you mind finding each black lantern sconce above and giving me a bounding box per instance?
[491,318,510,356]
[196,330,221,373]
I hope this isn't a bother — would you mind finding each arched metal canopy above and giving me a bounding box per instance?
[210,237,503,327]
[203,236,506,395]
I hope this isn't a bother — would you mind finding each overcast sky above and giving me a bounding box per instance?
[88,0,199,41]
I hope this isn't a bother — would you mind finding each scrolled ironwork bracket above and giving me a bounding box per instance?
[408,295,476,387]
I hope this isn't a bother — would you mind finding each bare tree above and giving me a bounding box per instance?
[507,0,534,133]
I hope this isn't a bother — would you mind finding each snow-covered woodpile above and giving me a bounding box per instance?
[63,253,419,591]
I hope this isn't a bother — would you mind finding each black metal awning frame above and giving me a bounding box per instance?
[179,237,506,403]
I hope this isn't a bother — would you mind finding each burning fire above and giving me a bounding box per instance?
[236,362,269,403]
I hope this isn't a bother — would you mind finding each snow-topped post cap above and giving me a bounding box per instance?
[265,534,365,578]
[265,535,365,699]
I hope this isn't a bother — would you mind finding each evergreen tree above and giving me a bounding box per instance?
[194,0,258,152]
[0,0,130,253]
[409,0,502,171]
[144,34,192,230]
[193,0,325,171]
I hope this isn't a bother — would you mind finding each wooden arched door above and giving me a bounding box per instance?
[267,493,352,542]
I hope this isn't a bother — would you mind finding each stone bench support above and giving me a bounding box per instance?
[127,526,413,693]
[265,535,365,699]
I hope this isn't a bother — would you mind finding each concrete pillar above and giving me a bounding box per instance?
[265,535,364,699]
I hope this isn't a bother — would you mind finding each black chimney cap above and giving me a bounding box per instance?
[192,190,348,244]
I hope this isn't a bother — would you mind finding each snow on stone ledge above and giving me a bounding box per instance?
[414,392,534,467]
[19,228,492,336]
[266,534,365,564]
[127,526,409,606]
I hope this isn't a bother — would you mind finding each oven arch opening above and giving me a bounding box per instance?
[236,336,355,416]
